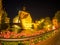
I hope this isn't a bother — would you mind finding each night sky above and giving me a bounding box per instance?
[3,0,60,21]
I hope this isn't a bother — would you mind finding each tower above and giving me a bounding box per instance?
[18,7,33,30]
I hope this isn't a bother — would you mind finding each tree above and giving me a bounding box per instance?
[55,11,60,22]
[43,17,52,31]
[1,11,9,30]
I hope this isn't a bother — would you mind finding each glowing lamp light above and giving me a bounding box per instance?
[47,25,52,30]
[52,26,56,30]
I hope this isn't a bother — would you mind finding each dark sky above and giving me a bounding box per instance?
[3,0,60,20]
